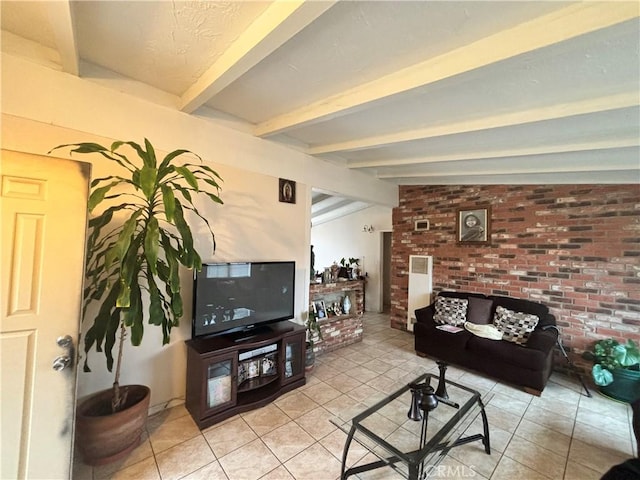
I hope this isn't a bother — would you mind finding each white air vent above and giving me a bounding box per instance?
[407,255,433,332]
[414,219,430,231]
[410,256,429,274]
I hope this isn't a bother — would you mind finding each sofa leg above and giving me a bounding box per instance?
[415,351,428,358]
[523,387,542,397]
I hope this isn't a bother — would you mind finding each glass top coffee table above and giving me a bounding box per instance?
[332,372,491,480]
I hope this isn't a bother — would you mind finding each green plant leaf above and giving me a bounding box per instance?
[120,141,146,163]
[139,165,158,199]
[144,138,157,168]
[144,217,160,275]
[175,166,199,191]
[51,142,135,170]
[192,163,222,180]
[147,274,164,326]
[116,278,132,309]
[57,142,109,154]
[161,185,176,222]
[104,309,120,371]
[172,201,196,267]
[166,245,181,294]
[202,191,224,204]
[170,291,183,321]
[88,181,120,212]
[90,175,129,188]
[114,209,142,266]
[182,204,217,253]
[83,283,120,371]
[170,183,193,204]
[125,283,144,346]
[158,149,193,173]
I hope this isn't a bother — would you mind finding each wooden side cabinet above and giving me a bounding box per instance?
[185,321,306,429]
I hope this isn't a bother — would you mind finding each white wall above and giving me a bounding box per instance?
[311,205,393,312]
[1,52,398,412]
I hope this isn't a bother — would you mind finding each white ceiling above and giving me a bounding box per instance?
[2,1,639,224]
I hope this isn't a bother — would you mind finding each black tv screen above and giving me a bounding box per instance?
[192,261,295,338]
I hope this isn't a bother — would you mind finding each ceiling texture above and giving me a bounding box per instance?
[2,1,639,224]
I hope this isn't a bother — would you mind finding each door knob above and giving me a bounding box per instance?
[57,335,73,349]
[52,355,71,371]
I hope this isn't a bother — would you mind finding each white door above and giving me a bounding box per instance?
[1,150,89,479]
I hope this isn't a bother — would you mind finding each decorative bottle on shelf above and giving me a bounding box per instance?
[343,295,351,314]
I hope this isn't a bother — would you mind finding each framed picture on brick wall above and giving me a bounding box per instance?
[457,207,490,244]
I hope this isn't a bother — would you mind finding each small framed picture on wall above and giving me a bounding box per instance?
[457,207,491,244]
[279,178,296,204]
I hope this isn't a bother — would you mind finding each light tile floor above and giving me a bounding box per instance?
[74,312,636,479]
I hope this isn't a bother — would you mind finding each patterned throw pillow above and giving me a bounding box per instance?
[493,306,539,345]
[434,297,469,326]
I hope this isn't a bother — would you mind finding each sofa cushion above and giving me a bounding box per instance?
[467,297,494,324]
[434,297,468,326]
[493,305,539,345]
[466,335,549,370]
[414,321,473,355]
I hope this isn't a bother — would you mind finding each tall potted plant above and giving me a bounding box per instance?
[50,139,223,465]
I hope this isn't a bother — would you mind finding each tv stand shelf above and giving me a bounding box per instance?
[185,321,306,429]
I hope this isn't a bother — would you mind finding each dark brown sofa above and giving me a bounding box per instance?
[414,291,559,395]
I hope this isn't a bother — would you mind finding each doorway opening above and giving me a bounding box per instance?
[381,231,392,313]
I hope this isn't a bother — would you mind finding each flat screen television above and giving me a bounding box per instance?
[192,261,295,339]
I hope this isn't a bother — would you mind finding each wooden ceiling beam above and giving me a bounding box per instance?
[347,137,640,169]
[309,92,639,155]
[46,0,79,75]
[255,3,638,138]
[180,1,336,114]
[376,164,639,179]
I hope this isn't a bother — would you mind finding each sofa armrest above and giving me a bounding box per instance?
[415,304,435,325]
[526,327,558,353]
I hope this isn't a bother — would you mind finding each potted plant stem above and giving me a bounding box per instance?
[50,139,222,464]
[305,308,323,372]
[582,338,640,403]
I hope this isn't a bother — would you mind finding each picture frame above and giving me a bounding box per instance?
[314,300,326,319]
[261,353,277,376]
[246,360,260,379]
[457,207,491,244]
[279,178,296,204]
[238,362,247,385]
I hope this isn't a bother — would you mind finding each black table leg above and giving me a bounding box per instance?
[478,397,491,454]
[435,361,449,399]
[340,425,356,479]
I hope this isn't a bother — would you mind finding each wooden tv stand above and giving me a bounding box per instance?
[185,321,306,429]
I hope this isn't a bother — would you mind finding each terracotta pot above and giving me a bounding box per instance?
[76,385,150,465]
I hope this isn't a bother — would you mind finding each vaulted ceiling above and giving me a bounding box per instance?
[2,1,639,224]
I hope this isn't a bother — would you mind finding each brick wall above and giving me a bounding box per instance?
[315,314,364,355]
[391,184,640,370]
[310,280,365,354]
